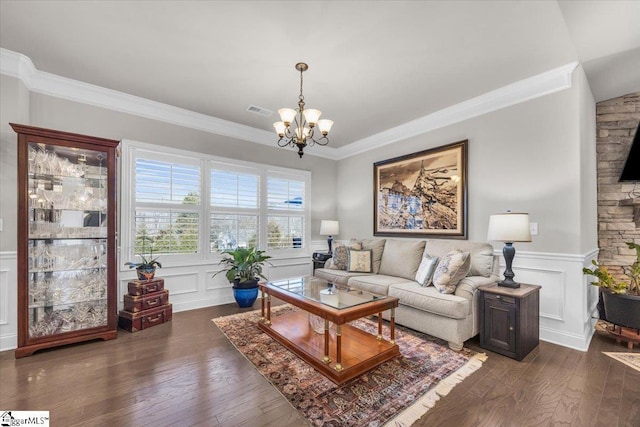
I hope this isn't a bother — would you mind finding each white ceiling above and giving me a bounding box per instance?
[1,1,639,149]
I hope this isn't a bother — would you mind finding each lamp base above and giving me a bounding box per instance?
[498,279,521,289]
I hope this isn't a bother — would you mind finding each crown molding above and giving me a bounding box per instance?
[333,61,579,160]
[1,48,576,162]
[0,48,340,160]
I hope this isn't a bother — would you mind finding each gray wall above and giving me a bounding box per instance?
[335,69,597,255]
[1,89,337,251]
[0,75,29,252]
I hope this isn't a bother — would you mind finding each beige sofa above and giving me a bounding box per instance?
[314,238,499,350]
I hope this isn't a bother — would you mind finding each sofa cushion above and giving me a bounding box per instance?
[330,241,362,270]
[389,283,470,319]
[432,250,471,294]
[415,254,439,287]
[347,274,415,296]
[360,239,386,274]
[378,239,426,280]
[347,249,372,273]
[423,240,496,277]
[314,268,372,287]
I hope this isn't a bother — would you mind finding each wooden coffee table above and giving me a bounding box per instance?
[258,276,400,384]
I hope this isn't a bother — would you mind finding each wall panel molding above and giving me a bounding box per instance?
[0,251,17,351]
[494,248,599,351]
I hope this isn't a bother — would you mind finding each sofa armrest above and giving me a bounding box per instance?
[455,275,499,300]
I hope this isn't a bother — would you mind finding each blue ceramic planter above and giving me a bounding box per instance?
[233,287,259,308]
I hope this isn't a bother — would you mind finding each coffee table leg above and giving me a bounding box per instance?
[377,312,383,340]
[266,293,272,325]
[260,288,265,322]
[335,325,343,371]
[390,307,396,345]
[323,319,331,364]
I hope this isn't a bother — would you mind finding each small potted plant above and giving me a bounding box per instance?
[583,241,640,330]
[213,246,272,307]
[125,236,162,281]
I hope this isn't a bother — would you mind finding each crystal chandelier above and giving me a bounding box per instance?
[273,63,333,158]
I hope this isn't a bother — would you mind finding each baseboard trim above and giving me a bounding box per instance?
[0,334,17,352]
[540,318,596,352]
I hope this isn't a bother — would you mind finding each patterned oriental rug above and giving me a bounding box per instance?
[603,352,640,372]
[213,305,486,426]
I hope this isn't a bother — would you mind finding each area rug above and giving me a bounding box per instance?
[213,305,486,426]
[603,352,640,372]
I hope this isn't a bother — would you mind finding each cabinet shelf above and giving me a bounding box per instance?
[13,123,119,358]
[29,297,108,310]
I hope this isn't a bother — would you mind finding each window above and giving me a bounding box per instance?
[131,156,201,257]
[122,141,310,266]
[267,175,305,249]
[210,164,260,251]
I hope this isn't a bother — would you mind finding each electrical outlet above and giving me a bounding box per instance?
[530,222,539,236]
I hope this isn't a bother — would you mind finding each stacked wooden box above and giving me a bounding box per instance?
[118,278,172,332]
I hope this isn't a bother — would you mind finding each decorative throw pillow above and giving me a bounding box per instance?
[469,249,495,277]
[330,241,363,270]
[432,250,471,294]
[415,254,439,286]
[347,249,373,273]
[360,239,386,274]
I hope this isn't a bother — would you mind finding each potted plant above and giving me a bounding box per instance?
[213,247,272,307]
[583,241,640,330]
[125,237,162,281]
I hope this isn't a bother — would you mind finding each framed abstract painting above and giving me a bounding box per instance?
[373,140,468,239]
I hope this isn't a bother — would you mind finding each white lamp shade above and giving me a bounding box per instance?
[273,121,286,136]
[319,220,339,236]
[487,213,531,242]
[278,108,296,124]
[317,119,333,135]
[302,108,322,125]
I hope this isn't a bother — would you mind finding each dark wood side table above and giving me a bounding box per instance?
[312,252,331,273]
[479,282,541,361]
[312,259,328,272]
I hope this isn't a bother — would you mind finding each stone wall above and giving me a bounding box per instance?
[596,92,640,280]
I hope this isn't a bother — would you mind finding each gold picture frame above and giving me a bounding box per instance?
[373,140,468,239]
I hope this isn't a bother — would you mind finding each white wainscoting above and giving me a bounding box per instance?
[1,243,326,351]
[2,246,600,352]
[500,248,600,351]
[117,240,328,313]
[0,252,17,351]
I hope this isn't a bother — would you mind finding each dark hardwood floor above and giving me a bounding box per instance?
[1,303,638,427]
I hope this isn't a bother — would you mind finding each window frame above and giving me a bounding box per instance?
[119,140,311,270]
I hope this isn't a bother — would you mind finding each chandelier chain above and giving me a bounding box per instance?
[298,68,305,106]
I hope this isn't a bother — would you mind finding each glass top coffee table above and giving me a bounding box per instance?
[258,276,400,385]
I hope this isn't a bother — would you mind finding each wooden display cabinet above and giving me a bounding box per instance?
[12,123,119,358]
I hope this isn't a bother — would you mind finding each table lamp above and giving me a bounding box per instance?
[487,212,531,288]
[319,220,339,254]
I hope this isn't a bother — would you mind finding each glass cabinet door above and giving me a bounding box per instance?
[12,123,119,358]
[27,144,109,338]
